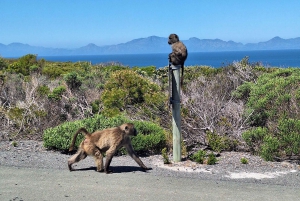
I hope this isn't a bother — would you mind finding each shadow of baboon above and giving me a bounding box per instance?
[72,166,152,173]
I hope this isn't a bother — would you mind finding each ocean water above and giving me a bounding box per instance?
[38,49,300,68]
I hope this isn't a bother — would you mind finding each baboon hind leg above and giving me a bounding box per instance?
[68,149,87,171]
[94,149,104,172]
[104,147,117,174]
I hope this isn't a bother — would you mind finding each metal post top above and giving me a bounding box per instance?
[170,64,181,70]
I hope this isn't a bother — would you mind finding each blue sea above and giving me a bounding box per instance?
[38,49,300,68]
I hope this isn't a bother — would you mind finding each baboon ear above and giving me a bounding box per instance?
[125,126,128,131]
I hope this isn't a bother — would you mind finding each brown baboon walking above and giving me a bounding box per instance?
[68,123,149,174]
[168,33,188,87]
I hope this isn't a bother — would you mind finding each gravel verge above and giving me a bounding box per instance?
[1,140,299,187]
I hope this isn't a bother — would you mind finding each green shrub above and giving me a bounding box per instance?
[242,127,269,154]
[90,100,100,114]
[0,57,8,70]
[7,54,38,76]
[48,86,66,101]
[37,85,50,97]
[132,66,156,77]
[260,135,280,161]
[101,65,129,73]
[246,68,300,127]
[190,150,206,164]
[101,70,166,117]
[277,118,300,156]
[207,132,229,153]
[130,120,166,154]
[240,157,248,164]
[42,61,85,78]
[64,72,82,90]
[207,153,217,165]
[29,64,40,73]
[240,68,300,161]
[12,141,18,147]
[242,118,300,161]
[161,147,170,164]
[232,81,252,100]
[43,115,166,154]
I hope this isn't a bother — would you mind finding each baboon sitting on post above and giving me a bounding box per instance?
[68,123,149,174]
[168,33,188,87]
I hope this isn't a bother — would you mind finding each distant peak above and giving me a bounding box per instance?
[148,35,159,38]
[271,36,283,40]
[86,43,97,47]
[189,37,200,41]
[8,42,31,47]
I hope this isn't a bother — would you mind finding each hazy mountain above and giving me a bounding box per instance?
[1,36,300,57]
[245,36,300,50]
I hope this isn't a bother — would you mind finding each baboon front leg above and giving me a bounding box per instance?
[125,144,149,170]
[68,149,87,171]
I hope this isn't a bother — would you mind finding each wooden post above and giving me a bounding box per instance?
[170,64,181,162]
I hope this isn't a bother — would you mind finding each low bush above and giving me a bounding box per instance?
[190,150,218,165]
[101,69,166,117]
[161,147,170,164]
[37,85,50,97]
[240,68,300,161]
[246,68,300,127]
[7,54,38,76]
[42,61,88,78]
[190,150,206,164]
[43,115,166,154]
[207,153,218,165]
[132,66,156,77]
[48,86,66,101]
[242,118,300,161]
[64,72,82,90]
[242,127,269,155]
[240,157,248,164]
[0,57,8,70]
[207,132,229,153]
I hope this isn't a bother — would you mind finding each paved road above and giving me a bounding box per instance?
[1,166,299,201]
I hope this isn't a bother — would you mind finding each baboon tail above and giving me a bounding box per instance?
[69,128,90,152]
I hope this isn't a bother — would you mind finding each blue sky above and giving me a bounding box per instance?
[1,0,299,48]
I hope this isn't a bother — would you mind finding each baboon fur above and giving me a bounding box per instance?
[168,33,188,86]
[68,123,149,174]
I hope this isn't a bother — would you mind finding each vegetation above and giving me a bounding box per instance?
[238,68,300,161]
[0,54,299,163]
[190,150,218,165]
[240,157,248,164]
[207,153,218,165]
[43,114,166,154]
[101,69,166,117]
[190,150,207,164]
[161,147,171,164]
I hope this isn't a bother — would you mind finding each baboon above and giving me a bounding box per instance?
[68,123,149,174]
[168,33,188,87]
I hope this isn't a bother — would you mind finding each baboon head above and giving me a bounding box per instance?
[121,123,137,136]
[168,33,179,45]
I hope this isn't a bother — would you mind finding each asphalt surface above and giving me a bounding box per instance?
[1,165,300,201]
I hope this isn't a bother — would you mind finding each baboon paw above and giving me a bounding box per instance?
[97,169,104,173]
[68,165,74,172]
[105,170,113,174]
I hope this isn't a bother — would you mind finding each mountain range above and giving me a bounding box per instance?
[1,36,300,57]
